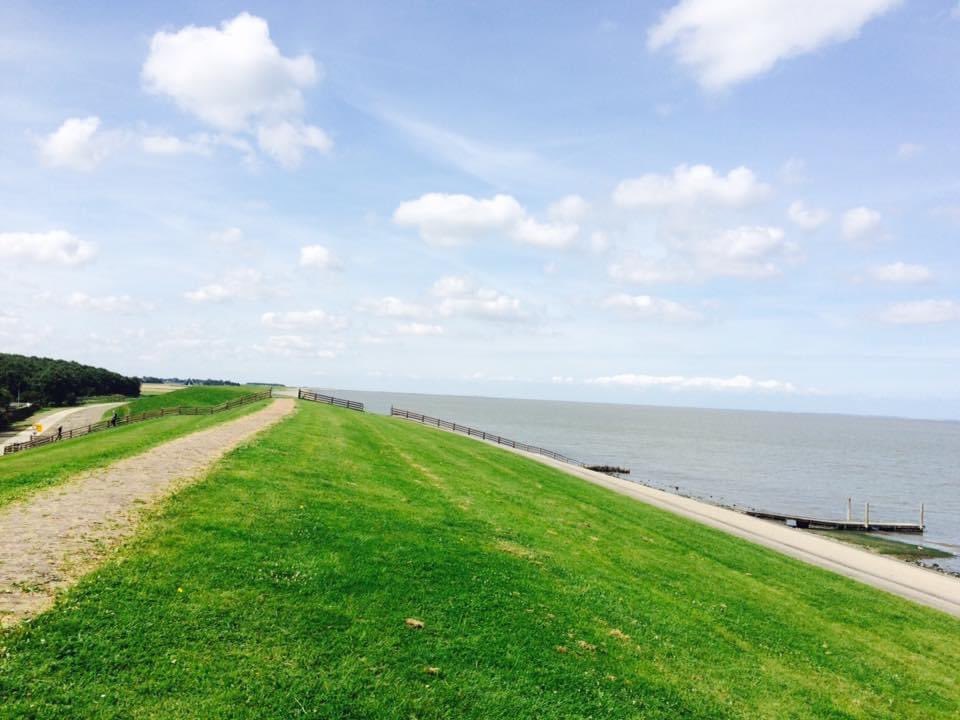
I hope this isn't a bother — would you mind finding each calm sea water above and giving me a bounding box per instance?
[313,388,960,571]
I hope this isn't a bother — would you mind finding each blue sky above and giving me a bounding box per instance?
[1,1,959,418]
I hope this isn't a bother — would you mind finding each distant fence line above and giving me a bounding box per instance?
[390,406,587,467]
[2,389,273,456]
[297,389,365,412]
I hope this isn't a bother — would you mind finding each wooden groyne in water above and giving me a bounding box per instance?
[745,500,925,533]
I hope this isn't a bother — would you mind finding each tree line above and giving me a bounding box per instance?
[0,353,141,422]
[140,377,240,386]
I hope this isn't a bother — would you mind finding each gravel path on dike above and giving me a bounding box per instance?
[0,398,295,627]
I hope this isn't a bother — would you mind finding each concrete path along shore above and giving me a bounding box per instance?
[0,398,295,627]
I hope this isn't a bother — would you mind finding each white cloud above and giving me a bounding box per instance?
[548,194,590,222]
[252,334,339,358]
[614,164,769,209]
[868,262,932,285]
[842,206,882,241]
[587,373,799,393]
[357,296,429,318]
[432,275,527,322]
[648,0,901,90]
[38,116,125,170]
[787,200,830,231]
[510,217,579,248]
[551,375,575,384]
[141,133,213,156]
[261,309,347,330]
[589,231,611,254]
[141,13,329,168]
[393,192,580,248]
[299,244,337,270]
[184,268,267,302]
[612,225,795,285]
[603,293,702,323]
[393,193,524,246]
[897,142,923,159]
[880,300,960,325]
[68,292,151,313]
[396,322,444,336]
[256,121,332,169]
[0,230,96,265]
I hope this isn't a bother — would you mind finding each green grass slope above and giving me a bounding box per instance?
[0,401,268,509]
[2,401,959,718]
[113,385,255,418]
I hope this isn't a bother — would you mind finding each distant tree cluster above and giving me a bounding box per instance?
[140,377,240,386]
[0,353,141,416]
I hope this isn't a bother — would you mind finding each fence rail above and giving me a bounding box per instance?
[2,389,273,455]
[390,406,586,467]
[297,389,364,412]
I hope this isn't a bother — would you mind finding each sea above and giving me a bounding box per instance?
[311,388,960,572]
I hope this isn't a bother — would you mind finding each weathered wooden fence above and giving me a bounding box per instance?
[2,389,273,456]
[390,406,587,467]
[297,389,364,412]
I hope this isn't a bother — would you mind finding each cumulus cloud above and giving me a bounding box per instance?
[880,300,960,325]
[611,225,796,284]
[141,133,212,156]
[357,296,429,318]
[393,193,523,246]
[68,292,152,313]
[842,206,882,241]
[299,244,337,270]
[37,116,126,170]
[261,309,347,330]
[432,275,527,322]
[787,200,830,231]
[141,13,330,168]
[393,192,580,248]
[256,121,332,169]
[868,262,932,285]
[587,373,799,393]
[184,268,267,302]
[603,293,702,322]
[0,230,96,265]
[613,164,769,209]
[209,227,243,244]
[648,0,901,90]
[396,322,444,336]
[547,194,590,222]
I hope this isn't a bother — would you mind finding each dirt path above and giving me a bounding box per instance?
[0,402,127,450]
[0,398,295,627]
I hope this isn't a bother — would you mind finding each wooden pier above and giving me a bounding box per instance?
[745,500,925,534]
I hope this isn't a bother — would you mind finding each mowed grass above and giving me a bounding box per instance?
[0,401,268,509]
[113,385,255,418]
[2,402,959,719]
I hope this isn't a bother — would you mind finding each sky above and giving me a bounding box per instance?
[1,0,959,419]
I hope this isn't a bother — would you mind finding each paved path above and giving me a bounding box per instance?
[0,398,295,627]
[0,402,127,450]
[400,419,960,618]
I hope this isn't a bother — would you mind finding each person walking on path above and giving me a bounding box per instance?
[56,426,62,441]
[111,411,119,427]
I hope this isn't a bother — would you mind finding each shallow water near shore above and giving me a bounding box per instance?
[312,388,960,572]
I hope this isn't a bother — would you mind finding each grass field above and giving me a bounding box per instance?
[812,530,952,561]
[112,385,255,418]
[0,400,268,509]
[2,401,959,718]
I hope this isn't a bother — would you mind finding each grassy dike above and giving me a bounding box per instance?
[111,385,256,418]
[0,401,268,509]
[2,401,959,718]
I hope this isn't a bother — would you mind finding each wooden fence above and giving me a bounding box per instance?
[390,406,586,467]
[297,389,364,412]
[2,389,273,456]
